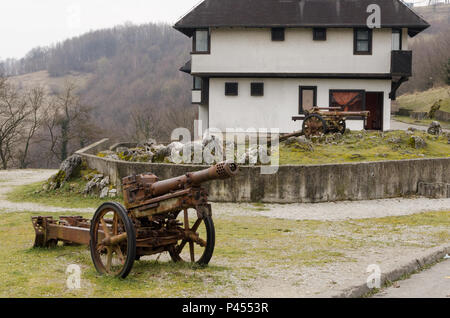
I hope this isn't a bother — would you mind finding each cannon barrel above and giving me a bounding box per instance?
[149,161,238,197]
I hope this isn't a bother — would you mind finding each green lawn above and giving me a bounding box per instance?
[277,130,450,165]
[395,86,450,113]
[7,180,119,210]
[0,210,448,297]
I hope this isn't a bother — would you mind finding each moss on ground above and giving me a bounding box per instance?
[277,130,450,165]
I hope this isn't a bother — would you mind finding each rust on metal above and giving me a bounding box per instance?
[31,161,239,278]
[292,106,370,137]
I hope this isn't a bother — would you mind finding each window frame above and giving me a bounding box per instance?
[313,28,327,41]
[299,86,317,114]
[271,28,285,41]
[225,82,239,96]
[251,82,264,97]
[392,28,402,51]
[353,28,373,55]
[192,29,210,54]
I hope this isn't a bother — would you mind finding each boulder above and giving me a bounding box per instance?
[109,189,117,198]
[99,187,109,199]
[427,121,442,136]
[59,154,82,182]
[409,136,427,149]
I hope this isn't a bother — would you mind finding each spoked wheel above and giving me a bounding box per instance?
[90,202,136,278]
[302,114,327,137]
[169,206,215,265]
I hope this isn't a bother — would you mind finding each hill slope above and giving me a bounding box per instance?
[4,23,193,142]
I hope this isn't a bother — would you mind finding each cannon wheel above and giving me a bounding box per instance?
[90,202,136,278]
[169,206,215,265]
[302,114,327,137]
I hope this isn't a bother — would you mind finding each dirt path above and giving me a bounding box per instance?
[0,169,94,214]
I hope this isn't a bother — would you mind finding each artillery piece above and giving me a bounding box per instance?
[292,107,370,137]
[32,161,239,278]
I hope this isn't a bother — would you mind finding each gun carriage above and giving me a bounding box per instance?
[32,161,239,278]
[292,107,370,137]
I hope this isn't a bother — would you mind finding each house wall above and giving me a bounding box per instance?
[192,27,397,74]
[207,78,391,133]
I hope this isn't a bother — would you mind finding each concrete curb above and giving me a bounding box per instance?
[333,244,450,298]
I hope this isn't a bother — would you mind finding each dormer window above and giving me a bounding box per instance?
[193,29,210,53]
[354,29,372,55]
[271,28,285,41]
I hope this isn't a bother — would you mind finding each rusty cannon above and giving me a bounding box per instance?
[32,161,239,278]
[292,106,370,137]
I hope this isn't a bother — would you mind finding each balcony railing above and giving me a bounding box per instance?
[391,50,412,77]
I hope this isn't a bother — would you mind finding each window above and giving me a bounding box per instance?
[193,77,202,90]
[193,29,209,53]
[299,86,317,114]
[392,29,402,50]
[313,28,326,41]
[271,28,285,41]
[225,82,238,96]
[251,83,264,96]
[354,29,372,55]
[329,90,365,112]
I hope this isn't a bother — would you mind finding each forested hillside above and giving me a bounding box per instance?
[1,23,193,142]
[400,4,450,93]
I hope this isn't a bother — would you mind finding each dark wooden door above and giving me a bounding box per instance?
[365,92,383,130]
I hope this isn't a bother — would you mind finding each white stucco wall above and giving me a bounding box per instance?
[192,90,202,103]
[192,28,395,74]
[206,78,392,133]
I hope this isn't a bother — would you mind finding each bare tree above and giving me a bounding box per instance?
[17,87,45,168]
[44,81,94,162]
[0,76,28,169]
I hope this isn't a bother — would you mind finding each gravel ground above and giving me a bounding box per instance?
[0,169,448,220]
[390,119,450,133]
[212,197,450,221]
[0,169,94,214]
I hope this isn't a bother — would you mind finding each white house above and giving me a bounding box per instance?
[174,0,429,134]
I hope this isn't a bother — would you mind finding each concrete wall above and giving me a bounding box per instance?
[207,78,391,133]
[192,28,396,74]
[77,139,449,203]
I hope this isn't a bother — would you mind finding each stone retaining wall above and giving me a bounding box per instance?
[76,139,450,203]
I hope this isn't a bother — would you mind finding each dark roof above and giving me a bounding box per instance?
[174,0,429,37]
[180,60,191,74]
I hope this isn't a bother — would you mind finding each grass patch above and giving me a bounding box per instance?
[0,210,448,297]
[277,130,450,165]
[6,180,118,209]
[395,86,450,113]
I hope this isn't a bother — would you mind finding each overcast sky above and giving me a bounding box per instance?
[0,0,201,59]
[0,0,431,60]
